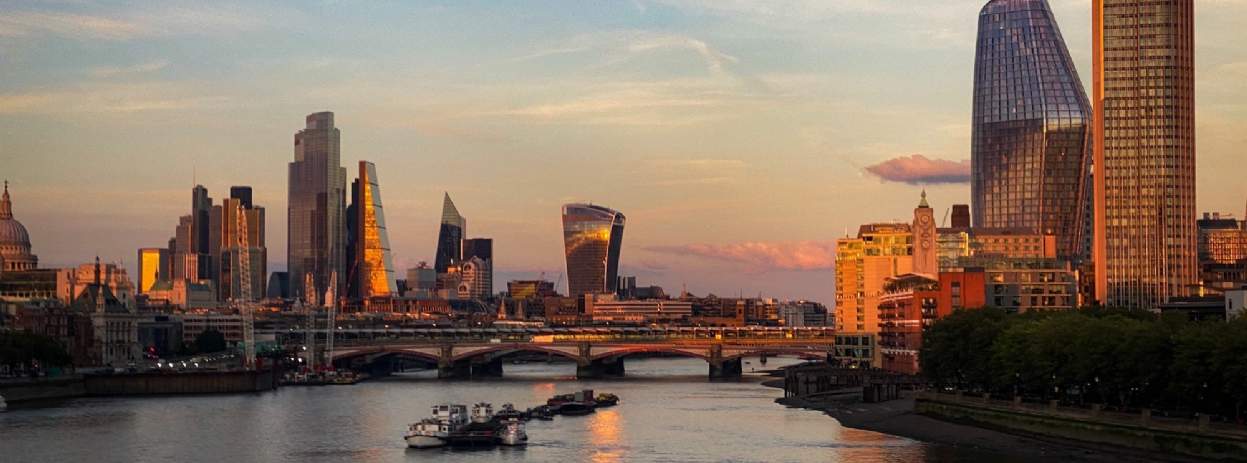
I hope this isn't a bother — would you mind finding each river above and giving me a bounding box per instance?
[1,357,984,462]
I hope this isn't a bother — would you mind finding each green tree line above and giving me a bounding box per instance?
[920,308,1247,421]
[0,331,73,374]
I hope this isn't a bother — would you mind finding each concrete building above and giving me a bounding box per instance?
[877,274,940,375]
[212,188,267,302]
[585,295,692,324]
[180,313,245,346]
[405,263,438,299]
[508,280,558,300]
[777,301,829,327]
[950,257,1077,312]
[65,262,135,309]
[457,256,492,300]
[1197,212,1247,293]
[835,222,913,334]
[1093,0,1197,309]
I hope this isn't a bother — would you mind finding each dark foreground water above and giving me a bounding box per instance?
[1,357,981,462]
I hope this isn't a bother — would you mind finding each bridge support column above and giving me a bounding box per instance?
[576,357,625,379]
[709,357,742,379]
[708,345,741,379]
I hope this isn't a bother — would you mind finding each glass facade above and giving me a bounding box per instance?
[287,112,347,305]
[136,247,168,294]
[354,161,395,298]
[434,193,466,274]
[971,0,1091,260]
[1092,0,1196,309]
[562,204,625,297]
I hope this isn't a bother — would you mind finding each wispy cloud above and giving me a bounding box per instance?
[646,241,837,271]
[864,154,970,185]
[0,5,266,41]
[0,82,231,114]
[90,60,169,78]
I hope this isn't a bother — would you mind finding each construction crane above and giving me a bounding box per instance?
[324,271,337,370]
[235,204,256,370]
[303,272,316,370]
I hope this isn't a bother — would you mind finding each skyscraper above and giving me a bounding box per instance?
[434,193,466,274]
[214,191,266,302]
[136,247,169,294]
[463,238,493,297]
[288,111,347,305]
[971,0,1092,260]
[191,185,213,284]
[351,161,395,298]
[1093,0,1196,309]
[562,203,626,297]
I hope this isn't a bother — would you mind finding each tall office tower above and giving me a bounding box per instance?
[214,192,267,301]
[171,215,198,281]
[458,256,492,300]
[434,193,466,274]
[562,204,626,297]
[971,0,1092,260]
[950,204,971,229]
[835,223,913,334]
[288,111,347,305]
[352,161,395,298]
[912,192,938,276]
[1093,0,1196,309]
[229,186,253,209]
[462,238,493,297]
[136,247,169,294]
[190,185,213,283]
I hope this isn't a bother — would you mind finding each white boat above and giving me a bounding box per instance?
[405,419,449,449]
[404,404,468,449]
[498,418,527,446]
[471,402,494,424]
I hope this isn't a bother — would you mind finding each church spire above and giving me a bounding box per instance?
[0,180,11,220]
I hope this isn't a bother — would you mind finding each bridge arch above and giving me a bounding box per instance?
[450,344,583,363]
[589,345,710,361]
[331,346,441,364]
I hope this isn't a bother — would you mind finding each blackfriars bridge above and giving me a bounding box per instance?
[277,326,869,379]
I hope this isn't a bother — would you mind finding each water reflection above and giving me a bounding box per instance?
[0,357,985,462]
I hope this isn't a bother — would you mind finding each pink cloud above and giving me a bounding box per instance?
[645,241,836,271]
[865,154,970,185]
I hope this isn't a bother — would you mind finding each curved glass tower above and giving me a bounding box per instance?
[562,204,625,297]
[971,0,1091,259]
[354,161,395,298]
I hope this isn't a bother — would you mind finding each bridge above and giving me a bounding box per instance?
[276,326,864,379]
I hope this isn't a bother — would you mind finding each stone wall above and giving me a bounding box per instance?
[916,392,1247,461]
[84,369,276,396]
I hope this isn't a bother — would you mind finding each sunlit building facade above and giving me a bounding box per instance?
[213,192,266,302]
[972,0,1092,260]
[834,223,913,334]
[1093,0,1197,309]
[435,193,466,274]
[288,111,347,305]
[0,182,39,272]
[352,161,396,298]
[137,247,169,294]
[562,204,625,297]
[1197,213,1247,293]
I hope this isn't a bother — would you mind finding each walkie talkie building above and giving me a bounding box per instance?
[562,204,625,298]
[971,0,1092,260]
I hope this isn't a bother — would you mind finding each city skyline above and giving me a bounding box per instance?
[4,1,1247,303]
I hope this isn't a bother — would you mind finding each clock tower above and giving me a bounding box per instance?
[913,190,938,276]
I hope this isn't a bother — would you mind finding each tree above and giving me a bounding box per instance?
[920,308,1012,391]
[194,329,227,354]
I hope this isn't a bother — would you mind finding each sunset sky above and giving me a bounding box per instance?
[3,0,1246,303]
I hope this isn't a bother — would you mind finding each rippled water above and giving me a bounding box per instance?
[1,357,978,462]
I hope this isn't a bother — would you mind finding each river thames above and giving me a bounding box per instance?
[1,357,993,462]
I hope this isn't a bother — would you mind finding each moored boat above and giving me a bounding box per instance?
[498,418,528,446]
[471,402,494,424]
[404,404,468,449]
[495,403,523,421]
[594,393,619,407]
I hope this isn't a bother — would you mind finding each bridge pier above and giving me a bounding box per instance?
[438,357,504,379]
[576,357,625,379]
[708,357,742,379]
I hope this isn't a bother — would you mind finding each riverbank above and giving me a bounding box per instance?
[767,383,1194,462]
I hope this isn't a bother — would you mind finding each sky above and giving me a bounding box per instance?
[2,0,1246,304]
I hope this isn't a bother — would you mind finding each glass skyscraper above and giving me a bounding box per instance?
[434,193,465,274]
[288,112,347,305]
[1092,0,1196,309]
[353,161,395,298]
[562,203,625,297]
[971,0,1091,260]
